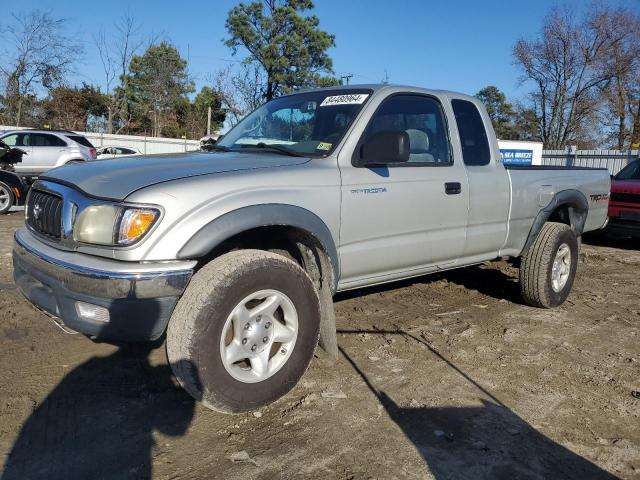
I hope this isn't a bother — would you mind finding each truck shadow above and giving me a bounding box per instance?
[583,232,640,251]
[1,315,199,480]
[338,330,617,480]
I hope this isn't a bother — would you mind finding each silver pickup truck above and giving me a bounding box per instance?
[12,85,610,413]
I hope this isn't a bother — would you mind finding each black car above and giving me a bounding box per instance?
[0,140,31,214]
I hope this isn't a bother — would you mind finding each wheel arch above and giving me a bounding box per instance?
[522,189,589,253]
[177,204,339,291]
[0,171,27,206]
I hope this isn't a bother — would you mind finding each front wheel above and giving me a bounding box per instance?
[167,250,321,413]
[0,181,15,214]
[519,222,579,308]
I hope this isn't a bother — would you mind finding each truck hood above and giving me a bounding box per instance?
[42,151,310,200]
[611,179,640,194]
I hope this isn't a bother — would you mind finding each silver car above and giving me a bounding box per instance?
[0,129,97,173]
[96,146,141,159]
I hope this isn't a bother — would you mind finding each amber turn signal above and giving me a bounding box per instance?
[117,208,158,245]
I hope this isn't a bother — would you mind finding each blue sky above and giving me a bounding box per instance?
[6,0,639,103]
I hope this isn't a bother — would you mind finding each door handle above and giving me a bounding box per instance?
[445,182,462,195]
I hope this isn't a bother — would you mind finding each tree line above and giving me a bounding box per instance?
[478,4,640,150]
[1,2,638,148]
[0,1,337,139]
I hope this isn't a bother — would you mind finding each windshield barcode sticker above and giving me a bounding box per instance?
[320,94,369,106]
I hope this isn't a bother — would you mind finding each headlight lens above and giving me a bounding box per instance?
[74,205,159,246]
[74,205,120,245]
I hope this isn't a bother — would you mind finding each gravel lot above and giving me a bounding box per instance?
[0,210,638,479]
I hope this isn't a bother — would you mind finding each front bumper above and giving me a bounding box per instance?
[607,218,640,236]
[12,228,195,341]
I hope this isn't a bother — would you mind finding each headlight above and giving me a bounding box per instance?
[74,205,159,246]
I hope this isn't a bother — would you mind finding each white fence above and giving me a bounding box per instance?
[0,126,200,155]
[542,149,639,175]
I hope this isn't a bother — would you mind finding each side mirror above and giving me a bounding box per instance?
[358,130,410,167]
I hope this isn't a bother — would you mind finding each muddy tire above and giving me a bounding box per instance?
[0,181,15,214]
[519,222,579,308]
[167,249,321,413]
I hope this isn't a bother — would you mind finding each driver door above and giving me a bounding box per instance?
[337,94,469,289]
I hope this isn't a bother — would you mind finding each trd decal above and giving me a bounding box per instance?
[589,194,609,203]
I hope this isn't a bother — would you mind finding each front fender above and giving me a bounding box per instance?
[177,203,340,278]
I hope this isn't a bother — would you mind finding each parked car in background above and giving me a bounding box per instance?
[608,159,640,237]
[200,134,221,151]
[0,139,30,214]
[0,129,97,174]
[96,146,141,159]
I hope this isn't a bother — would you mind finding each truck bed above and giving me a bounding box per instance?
[499,165,611,257]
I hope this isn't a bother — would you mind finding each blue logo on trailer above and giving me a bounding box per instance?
[500,149,533,165]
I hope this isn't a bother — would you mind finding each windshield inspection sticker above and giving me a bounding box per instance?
[316,142,332,151]
[320,94,369,106]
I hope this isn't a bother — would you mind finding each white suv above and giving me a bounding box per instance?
[0,129,97,173]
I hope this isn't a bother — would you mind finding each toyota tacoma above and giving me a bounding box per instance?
[13,85,610,412]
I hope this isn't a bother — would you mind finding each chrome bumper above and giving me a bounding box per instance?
[12,229,195,341]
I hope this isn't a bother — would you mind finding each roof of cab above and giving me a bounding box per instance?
[285,83,479,103]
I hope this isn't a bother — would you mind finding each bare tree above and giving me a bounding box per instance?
[0,11,83,126]
[93,13,146,134]
[595,8,640,148]
[94,28,117,133]
[514,5,633,149]
[211,64,264,127]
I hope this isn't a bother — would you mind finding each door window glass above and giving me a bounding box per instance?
[363,95,452,165]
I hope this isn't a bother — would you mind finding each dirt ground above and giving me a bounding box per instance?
[0,209,638,480]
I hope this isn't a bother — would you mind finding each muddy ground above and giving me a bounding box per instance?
[0,209,638,479]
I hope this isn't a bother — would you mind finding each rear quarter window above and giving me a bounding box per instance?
[66,135,95,149]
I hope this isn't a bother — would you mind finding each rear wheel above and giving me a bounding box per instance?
[167,249,321,413]
[0,182,15,214]
[519,222,579,308]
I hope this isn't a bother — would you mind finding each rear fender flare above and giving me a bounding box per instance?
[522,189,589,253]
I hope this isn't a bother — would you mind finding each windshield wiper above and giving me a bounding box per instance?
[242,142,304,157]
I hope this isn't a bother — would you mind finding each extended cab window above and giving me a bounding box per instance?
[451,99,491,166]
[362,95,452,165]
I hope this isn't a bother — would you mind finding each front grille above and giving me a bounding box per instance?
[611,192,640,204]
[27,190,63,240]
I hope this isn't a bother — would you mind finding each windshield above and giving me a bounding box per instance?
[218,89,372,156]
[616,160,640,180]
